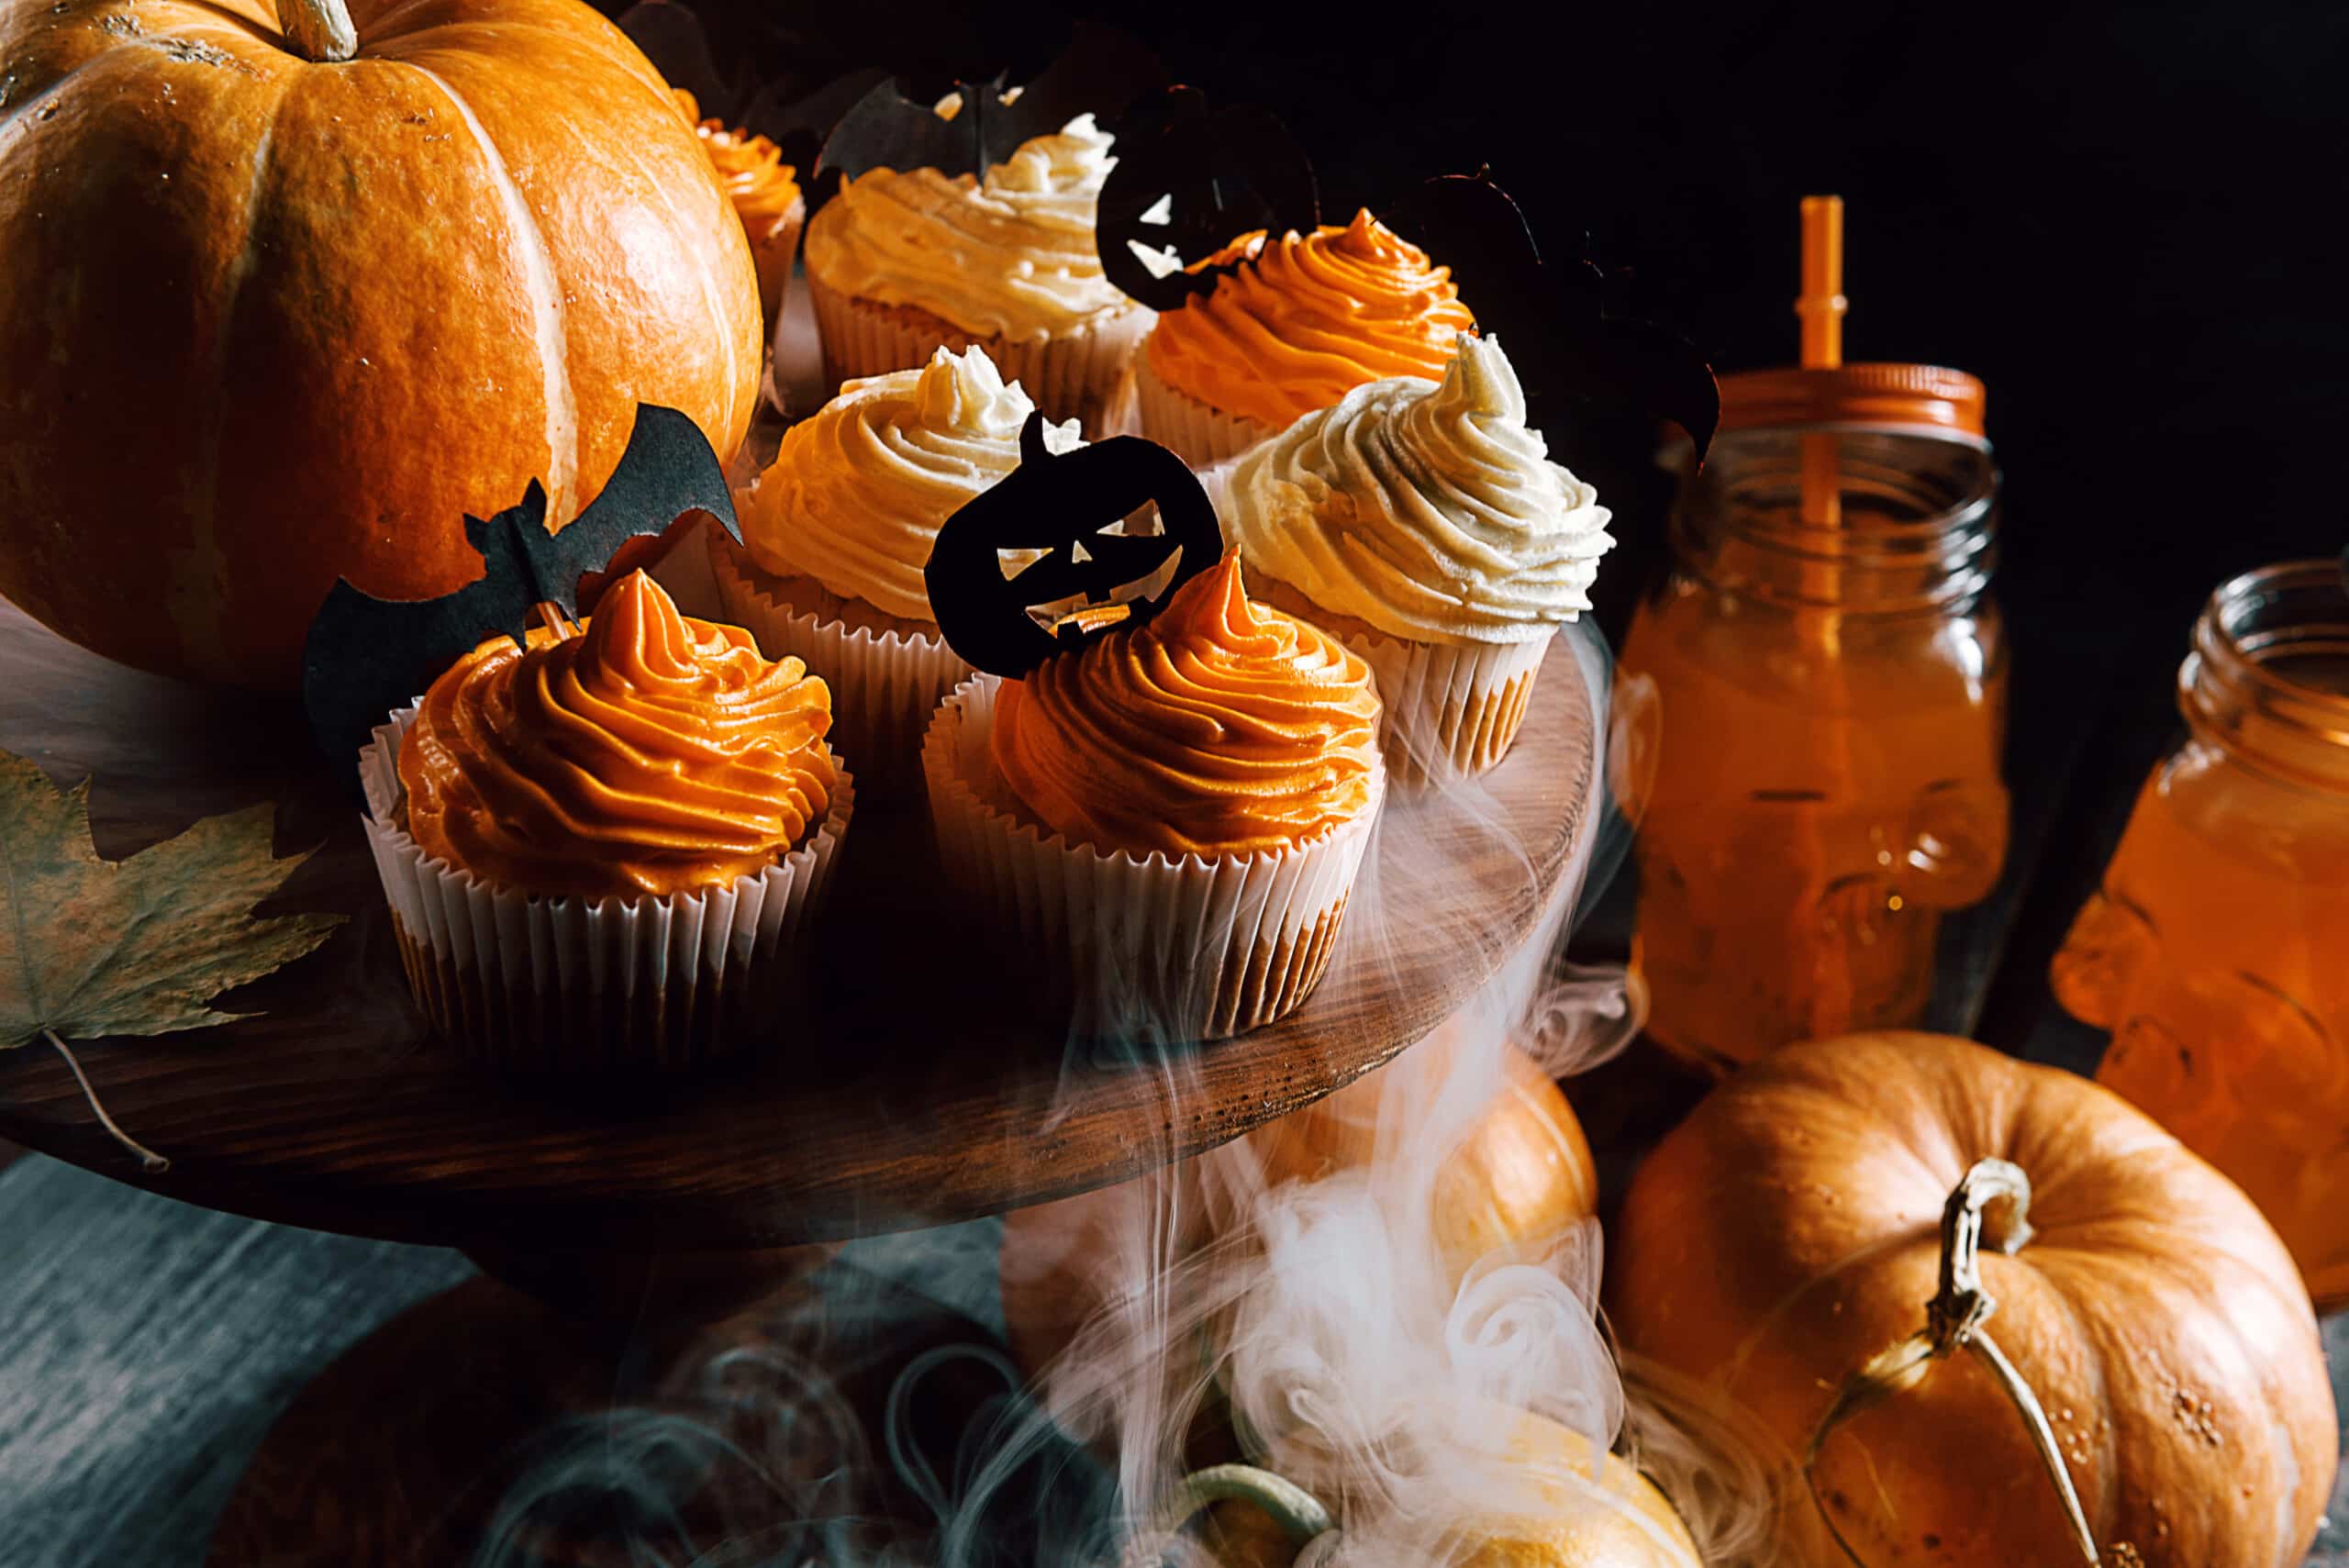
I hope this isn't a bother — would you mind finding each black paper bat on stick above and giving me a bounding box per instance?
[1383,170,1721,461]
[300,405,740,767]
[816,20,1163,183]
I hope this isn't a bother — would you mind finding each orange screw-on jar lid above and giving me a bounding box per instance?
[1717,362,1988,444]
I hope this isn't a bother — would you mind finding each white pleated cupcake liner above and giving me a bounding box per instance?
[750,198,807,337]
[1132,350,1276,467]
[921,674,1383,1042]
[805,272,1152,438]
[1341,624,1553,787]
[754,202,807,419]
[359,706,855,1073]
[708,529,967,793]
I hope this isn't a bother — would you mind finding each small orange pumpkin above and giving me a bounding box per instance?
[1609,1031,2337,1568]
[1152,1411,1700,1568]
[1000,1041,1597,1380]
[0,0,762,686]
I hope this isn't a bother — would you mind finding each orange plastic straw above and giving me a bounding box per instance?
[1798,195,1846,528]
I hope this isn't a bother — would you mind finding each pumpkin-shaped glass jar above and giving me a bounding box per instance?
[1618,366,2008,1073]
[2052,559,2349,1306]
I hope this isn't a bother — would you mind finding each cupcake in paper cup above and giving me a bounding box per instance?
[802,113,1152,436]
[359,571,853,1074]
[1212,332,1613,786]
[1133,208,1476,468]
[713,344,1082,789]
[676,89,806,339]
[923,554,1386,1043]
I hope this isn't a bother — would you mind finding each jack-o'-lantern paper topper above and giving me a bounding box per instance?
[1385,170,1720,460]
[1095,85,1321,311]
[926,415,1222,679]
[301,405,740,768]
[816,20,1163,183]
[1097,98,1718,458]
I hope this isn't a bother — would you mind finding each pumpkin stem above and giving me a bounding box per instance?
[276,0,358,63]
[1119,1464,1341,1568]
[1801,1157,2127,1568]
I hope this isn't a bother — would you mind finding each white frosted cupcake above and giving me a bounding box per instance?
[803,114,1152,436]
[1212,333,1614,784]
[922,556,1386,1042]
[713,345,1083,787]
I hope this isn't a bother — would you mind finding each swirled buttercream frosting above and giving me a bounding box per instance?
[1146,209,1475,429]
[674,90,801,235]
[743,346,1083,622]
[989,555,1381,859]
[397,572,838,900]
[803,114,1136,340]
[1217,334,1614,646]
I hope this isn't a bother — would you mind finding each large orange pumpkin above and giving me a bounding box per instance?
[0,0,762,687]
[1000,1041,1598,1380]
[1609,1032,2336,1568]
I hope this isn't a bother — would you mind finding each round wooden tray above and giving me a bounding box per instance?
[0,599,1599,1251]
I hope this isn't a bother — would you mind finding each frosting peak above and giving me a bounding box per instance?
[803,114,1139,341]
[741,345,1084,622]
[1144,207,1476,430]
[990,555,1383,858]
[1216,333,1615,646]
[911,339,1026,434]
[397,572,838,900]
[985,112,1113,200]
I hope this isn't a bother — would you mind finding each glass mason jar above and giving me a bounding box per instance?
[2052,560,2349,1306]
[1618,367,2009,1073]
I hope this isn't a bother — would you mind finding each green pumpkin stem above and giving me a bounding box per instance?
[1121,1463,1339,1568]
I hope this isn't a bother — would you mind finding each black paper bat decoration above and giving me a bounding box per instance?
[1382,170,1720,462]
[816,20,1163,183]
[300,405,740,767]
[927,415,1222,679]
[616,0,749,123]
[1095,85,1320,313]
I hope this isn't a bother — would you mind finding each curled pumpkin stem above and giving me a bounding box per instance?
[1803,1157,2126,1568]
[1119,1463,1339,1568]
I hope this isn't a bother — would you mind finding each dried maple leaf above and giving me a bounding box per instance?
[0,747,343,1170]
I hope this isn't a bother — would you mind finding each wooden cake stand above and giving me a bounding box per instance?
[0,594,1603,1563]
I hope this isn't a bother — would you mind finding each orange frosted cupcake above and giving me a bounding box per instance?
[358,571,854,1072]
[676,89,805,334]
[922,554,1385,1040]
[1135,208,1475,465]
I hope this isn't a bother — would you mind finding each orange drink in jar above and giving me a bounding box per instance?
[2053,560,2349,1305]
[1620,405,2008,1072]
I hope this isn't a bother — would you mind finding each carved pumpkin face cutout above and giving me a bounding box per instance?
[1096,85,1320,312]
[927,416,1224,678]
